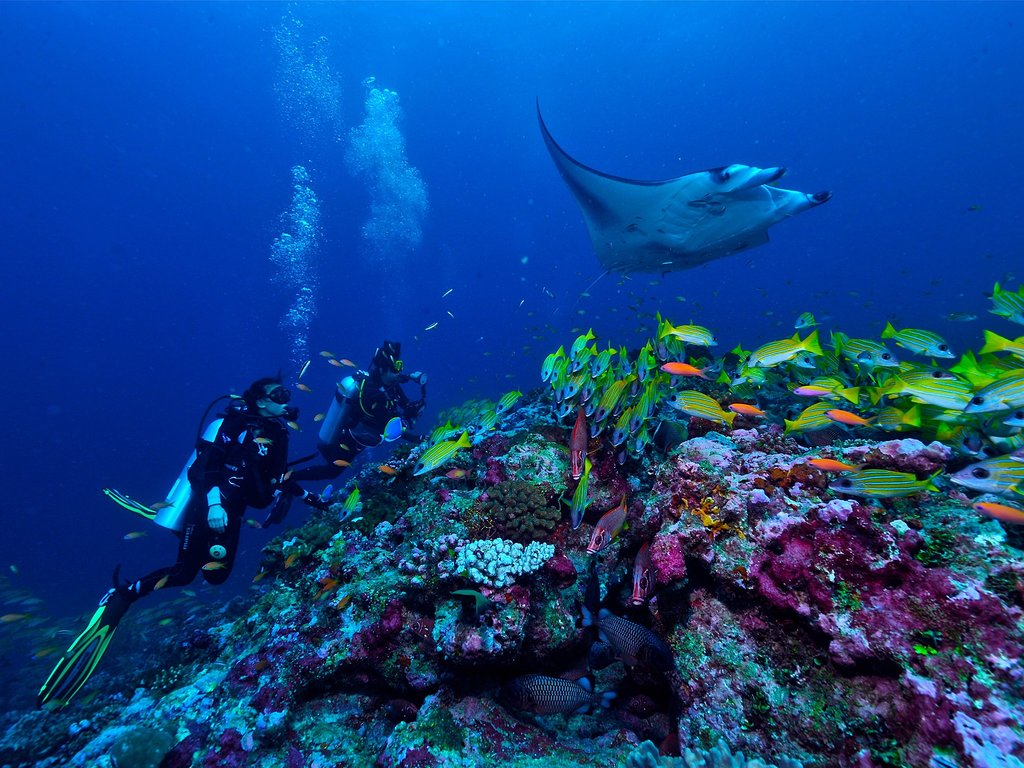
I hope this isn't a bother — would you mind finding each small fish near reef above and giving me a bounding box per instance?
[413,431,472,476]
[569,406,589,481]
[502,673,615,716]
[582,607,674,671]
[587,494,629,554]
[830,469,942,499]
[630,542,654,606]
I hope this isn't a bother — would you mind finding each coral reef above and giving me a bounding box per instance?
[5,383,1024,768]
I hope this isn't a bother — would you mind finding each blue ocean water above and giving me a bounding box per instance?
[0,0,1020,628]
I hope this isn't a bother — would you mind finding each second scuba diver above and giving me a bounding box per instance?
[38,377,327,708]
[267,339,426,522]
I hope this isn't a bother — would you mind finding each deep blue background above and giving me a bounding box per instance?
[1,2,1021,624]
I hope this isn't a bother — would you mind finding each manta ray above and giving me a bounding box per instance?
[538,105,832,274]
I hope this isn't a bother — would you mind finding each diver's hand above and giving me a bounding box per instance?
[301,491,331,511]
[207,504,228,533]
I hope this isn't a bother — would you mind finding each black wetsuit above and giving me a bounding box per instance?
[288,370,423,482]
[124,402,290,599]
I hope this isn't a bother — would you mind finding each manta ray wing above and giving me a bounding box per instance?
[538,105,831,273]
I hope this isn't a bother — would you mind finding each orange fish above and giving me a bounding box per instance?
[728,403,765,417]
[328,358,344,367]
[825,409,872,427]
[339,358,357,367]
[154,575,170,590]
[587,494,629,554]
[123,531,147,540]
[334,594,352,610]
[313,413,325,422]
[379,465,398,476]
[296,383,313,393]
[806,458,860,472]
[284,553,300,568]
[201,561,227,571]
[974,501,1024,525]
[445,469,468,479]
[660,361,709,379]
[333,459,351,468]
[314,577,339,600]
[320,351,336,358]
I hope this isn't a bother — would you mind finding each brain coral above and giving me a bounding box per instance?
[468,479,560,543]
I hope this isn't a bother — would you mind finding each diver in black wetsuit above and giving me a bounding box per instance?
[268,340,426,522]
[38,377,327,709]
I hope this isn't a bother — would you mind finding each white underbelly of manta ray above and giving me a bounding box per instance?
[538,104,832,274]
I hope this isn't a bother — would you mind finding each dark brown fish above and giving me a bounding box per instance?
[502,674,614,715]
[584,608,673,671]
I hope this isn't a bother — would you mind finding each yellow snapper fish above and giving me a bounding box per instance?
[949,455,1024,497]
[830,469,942,498]
[989,282,1024,325]
[784,402,835,434]
[658,319,717,347]
[979,331,1024,360]
[880,322,954,359]
[748,330,823,369]
[668,391,735,427]
[964,370,1024,413]
[413,431,472,476]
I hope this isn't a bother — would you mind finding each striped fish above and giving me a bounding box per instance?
[834,334,900,369]
[496,389,523,415]
[582,607,674,671]
[668,391,735,427]
[630,542,654,606]
[564,458,592,529]
[964,371,1024,413]
[887,371,972,410]
[570,329,595,359]
[830,469,941,498]
[783,402,834,434]
[949,455,1024,497]
[593,377,634,424]
[541,346,565,382]
[990,282,1024,325]
[748,330,823,369]
[979,331,1024,360]
[412,431,472,476]
[502,674,614,715]
[659,320,717,347]
[881,322,954,359]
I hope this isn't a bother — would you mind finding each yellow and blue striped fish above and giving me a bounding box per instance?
[668,391,735,427]
[413,431,472,476]
[830,469,941,498]
[881,322,954,359]
[783,402,834,434]
[964,370,1024,413]
[949,454,1024,496]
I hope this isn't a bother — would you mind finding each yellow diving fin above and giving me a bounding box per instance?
[37,587,132,709]
[102,488,157,522]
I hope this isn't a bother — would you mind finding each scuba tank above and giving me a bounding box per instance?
[153,418,223,532]
[317,374,361,447]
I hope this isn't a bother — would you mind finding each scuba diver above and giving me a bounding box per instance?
[38,377,327,709]
[269,340,426,521]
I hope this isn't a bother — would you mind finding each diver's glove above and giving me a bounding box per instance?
[301,491,331,511]
[264,491,293,527]
[207,503,228,533]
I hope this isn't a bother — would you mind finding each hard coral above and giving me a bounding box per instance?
[467,479,560,543]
